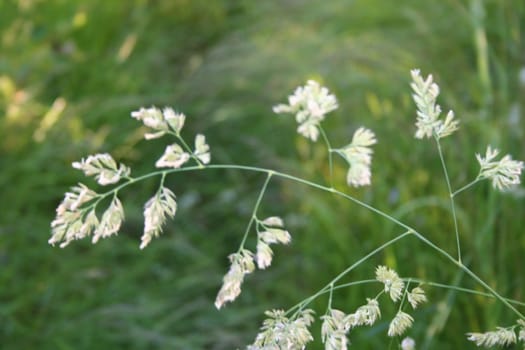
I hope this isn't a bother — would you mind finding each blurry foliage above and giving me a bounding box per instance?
[0,0,524,349]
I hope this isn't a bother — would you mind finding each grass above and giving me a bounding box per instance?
[1,0,524,348]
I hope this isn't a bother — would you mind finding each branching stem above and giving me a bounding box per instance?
[435,137,462,263]
[94,162,524,320]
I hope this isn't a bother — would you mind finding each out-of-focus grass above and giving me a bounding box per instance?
[1,0,524,348]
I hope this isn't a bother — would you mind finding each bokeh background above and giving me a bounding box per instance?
[1,0,524,348]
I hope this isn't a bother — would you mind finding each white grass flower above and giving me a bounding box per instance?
[407,286,427,309]
[131,106,168,139]
[375,265,404,302]
[155,144,190,168]
[131,106,187,138]
[350,127,377,148]
[410,69,459,139]
[467,327,517,347]
[249,309,315,349]
[140,187,177,249]
[347,298,381,328]
[259,228,291,245]
[56,183,97,214]
[517,319,525,342]
[401,336,416,350]
[476,145,524,191]
[92,197,124,243]
[50,209,98,248]
[261,216,284,227]
[321,309,351,350]
[346,160,372,187]
[72,153,130,185]
[255,241,273,269]
[388,311,414,337]
[162,107,185,134]
[273,80,338,142]
[215,249,255,309]
[49,211,80,248]
[334,127,377,187]
[49,184,99,248]
[194,134,211,164]
[256,216,291,269]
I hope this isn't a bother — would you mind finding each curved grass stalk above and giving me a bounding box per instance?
[94,162,525,320]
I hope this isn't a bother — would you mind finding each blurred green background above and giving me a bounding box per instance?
[1,0,524,348]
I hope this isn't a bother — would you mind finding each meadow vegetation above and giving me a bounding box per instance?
[1,0,524,348]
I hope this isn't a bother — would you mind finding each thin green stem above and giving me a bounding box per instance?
[435,137,462,263]
[176,132,205,167]
[452,178,481,197]
[327,283,334,313]
[410,230,525,319]
[319,126,334,188]
[288,230,412,316]
[238,172,273,250]
[159,171,167,188]
[408,279,525,307]
[397,279,411,312]
[308,278,525,307]
[92,162,524,319]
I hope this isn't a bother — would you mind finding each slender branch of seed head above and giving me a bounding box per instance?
[319,126,335,188]
[238,172,273,250]
[327,283,335,313]
[314,279,525,307]
[435,137,462,263]
[90,163,524,319]
[451,178,481,197]
[287,230,412,317]
[398,279,412,312]
[160,171,167,187]
[410,230,525,319]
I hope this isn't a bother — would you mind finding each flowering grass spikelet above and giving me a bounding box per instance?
[518,319,525,343]
[273,80,338,142]
[410,69,458,139]
[334,127,377,187]
[347,298,381,328]
[388,311,414,337]
[92,196,124,243]
[375,265,404,302]
[72,153,130,185]
[194,134,211,164]
[255,241,273,270]
[467,327,517,347]
[255,216,291,269]
[215,249,255,309]
[131,106,168,139]
[162,107,185,134]
[140,187,177,249]
[49,184,99,247]
[407,286,427,309]
[131,106,187,138]
[259,216,291,244]
[57,183,97,214]
[401,337,416,350]
[248,309,315,349]
[321,309,351,350]
[476,145,524,191]
[155,144,190,168]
